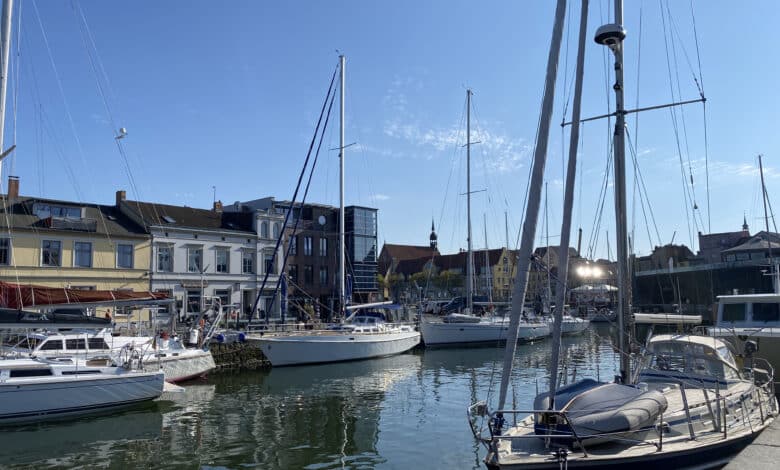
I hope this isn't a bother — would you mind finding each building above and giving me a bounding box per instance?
[345,206,379,301]
[0,177,152,314]
[118,192,283,320]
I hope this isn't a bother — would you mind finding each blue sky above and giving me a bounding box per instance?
[2,0,779,260]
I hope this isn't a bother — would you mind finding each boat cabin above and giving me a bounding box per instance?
[4,332,114,357]
[639,335,742,384]
[716,293,780,327]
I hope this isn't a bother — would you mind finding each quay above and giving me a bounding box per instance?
[724,418,780,469]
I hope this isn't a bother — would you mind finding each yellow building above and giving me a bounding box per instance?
[0,178,153,315]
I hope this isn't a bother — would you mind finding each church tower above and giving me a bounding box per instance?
[742,214,750,236]
[429,218,438,250]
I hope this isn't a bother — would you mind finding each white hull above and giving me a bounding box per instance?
[0,361,164,424]
[250,330,420,366]
[421,320,550,346]
[149,348,216,382]
[553,316,590,336]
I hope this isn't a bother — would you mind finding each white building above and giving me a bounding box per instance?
[117,191,283,320]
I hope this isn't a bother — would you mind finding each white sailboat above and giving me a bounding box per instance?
[420,90,550,347]
[468,1,777,468]
[249,56,420,366]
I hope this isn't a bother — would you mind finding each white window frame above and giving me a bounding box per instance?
[187,245,203,273]
[215,246,230,273]
[156,244,173,272]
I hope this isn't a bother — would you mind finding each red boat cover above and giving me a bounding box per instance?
[0,281,169,309]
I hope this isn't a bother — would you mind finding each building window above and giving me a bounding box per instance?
[187,246,203,272]
[304,265,314,284]
[214,289,231,309]
[289,235,297,255]
[304,236,313,256]
[273,223,280,239]
[157,245,173,272]
[41,240,62,267]
[117,244,133,268]
[319,266,328,286]
[264,253,276,275]
[33,203,81,219]
[216,247,229,273]
[319,238,327,257]
[260,221,269,238]
[242,251,255,274]
[186,289,202,314]
[154,289,173,313]
[74,242,92,268]
[0,238,10,265]
[289,264,298,283]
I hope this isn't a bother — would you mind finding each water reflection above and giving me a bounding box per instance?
[0,328,620,469]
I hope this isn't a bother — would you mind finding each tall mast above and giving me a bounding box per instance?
[339,55,346,315]
[549,0,589,408]
[0,0,13,178]
[466,88,474,313]
[498,0,567,411]
[758,154,778,292]
[484,213,492,302]
[505,211,510,250]
[596,0,630,383]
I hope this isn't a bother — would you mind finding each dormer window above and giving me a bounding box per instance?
[33,203,81,219]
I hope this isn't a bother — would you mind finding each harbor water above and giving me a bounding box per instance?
[0,325,620,469]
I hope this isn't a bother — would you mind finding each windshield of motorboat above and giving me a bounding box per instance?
[11,336,41,351]
[349,311,387,325]
[642,339,741,381]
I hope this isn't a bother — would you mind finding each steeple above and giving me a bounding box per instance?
[429,218,438,250]
[742,214,750,235]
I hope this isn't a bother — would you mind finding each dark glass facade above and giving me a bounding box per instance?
[345,206,378,294]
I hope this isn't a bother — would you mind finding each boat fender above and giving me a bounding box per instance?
[215,333,225,343]
[238,332,246,343]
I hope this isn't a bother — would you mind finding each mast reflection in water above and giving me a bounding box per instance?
[0,326,619,469]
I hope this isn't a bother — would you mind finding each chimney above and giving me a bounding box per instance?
[7,176,19,201]
[115,189,126,207]
[213,200,223,212]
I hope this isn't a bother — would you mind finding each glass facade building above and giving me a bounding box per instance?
[345,206,378,294]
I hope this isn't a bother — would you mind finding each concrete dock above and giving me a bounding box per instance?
[724,418,780,469]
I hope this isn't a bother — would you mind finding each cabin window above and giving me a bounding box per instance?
[752,303,780,322]
[88,338,110,350]
[39,340,63,350]
[10,368,54,377]
[722,303,746,322]
[65,338,87,350]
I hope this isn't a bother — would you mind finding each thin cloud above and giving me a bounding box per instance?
[373,193,390,201]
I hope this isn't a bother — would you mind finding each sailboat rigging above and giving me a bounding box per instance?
[468,1,777,468]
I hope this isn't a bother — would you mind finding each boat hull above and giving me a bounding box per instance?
[150,349,216,382]
[421,321,550,346]
[0,371,164,424]
[251,330,421,366]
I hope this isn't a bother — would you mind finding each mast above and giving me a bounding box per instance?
[595,0,630,383]
[545,182,551,312]
[549,0,589,408]
[0,0,13,178]
[758,154,778,292]
[484,213,492,303]
[466,88,474,313]
[505,211,510,250]
[339,55,346,315]
[498,0,567,411]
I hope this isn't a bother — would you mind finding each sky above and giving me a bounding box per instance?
[2,0,780,261]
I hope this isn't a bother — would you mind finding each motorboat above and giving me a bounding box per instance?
[0,354,164,424]
[2,329,215,383]
[709,292,780,391]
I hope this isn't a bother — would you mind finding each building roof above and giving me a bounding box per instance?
[122,200,254,234]
[0,195,147,238]
[722,231,780,254]
[381,243,440,261]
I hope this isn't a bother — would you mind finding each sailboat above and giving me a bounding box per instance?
[248,56,420,367]
[467,1,777,468]
[420,90,550,347]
